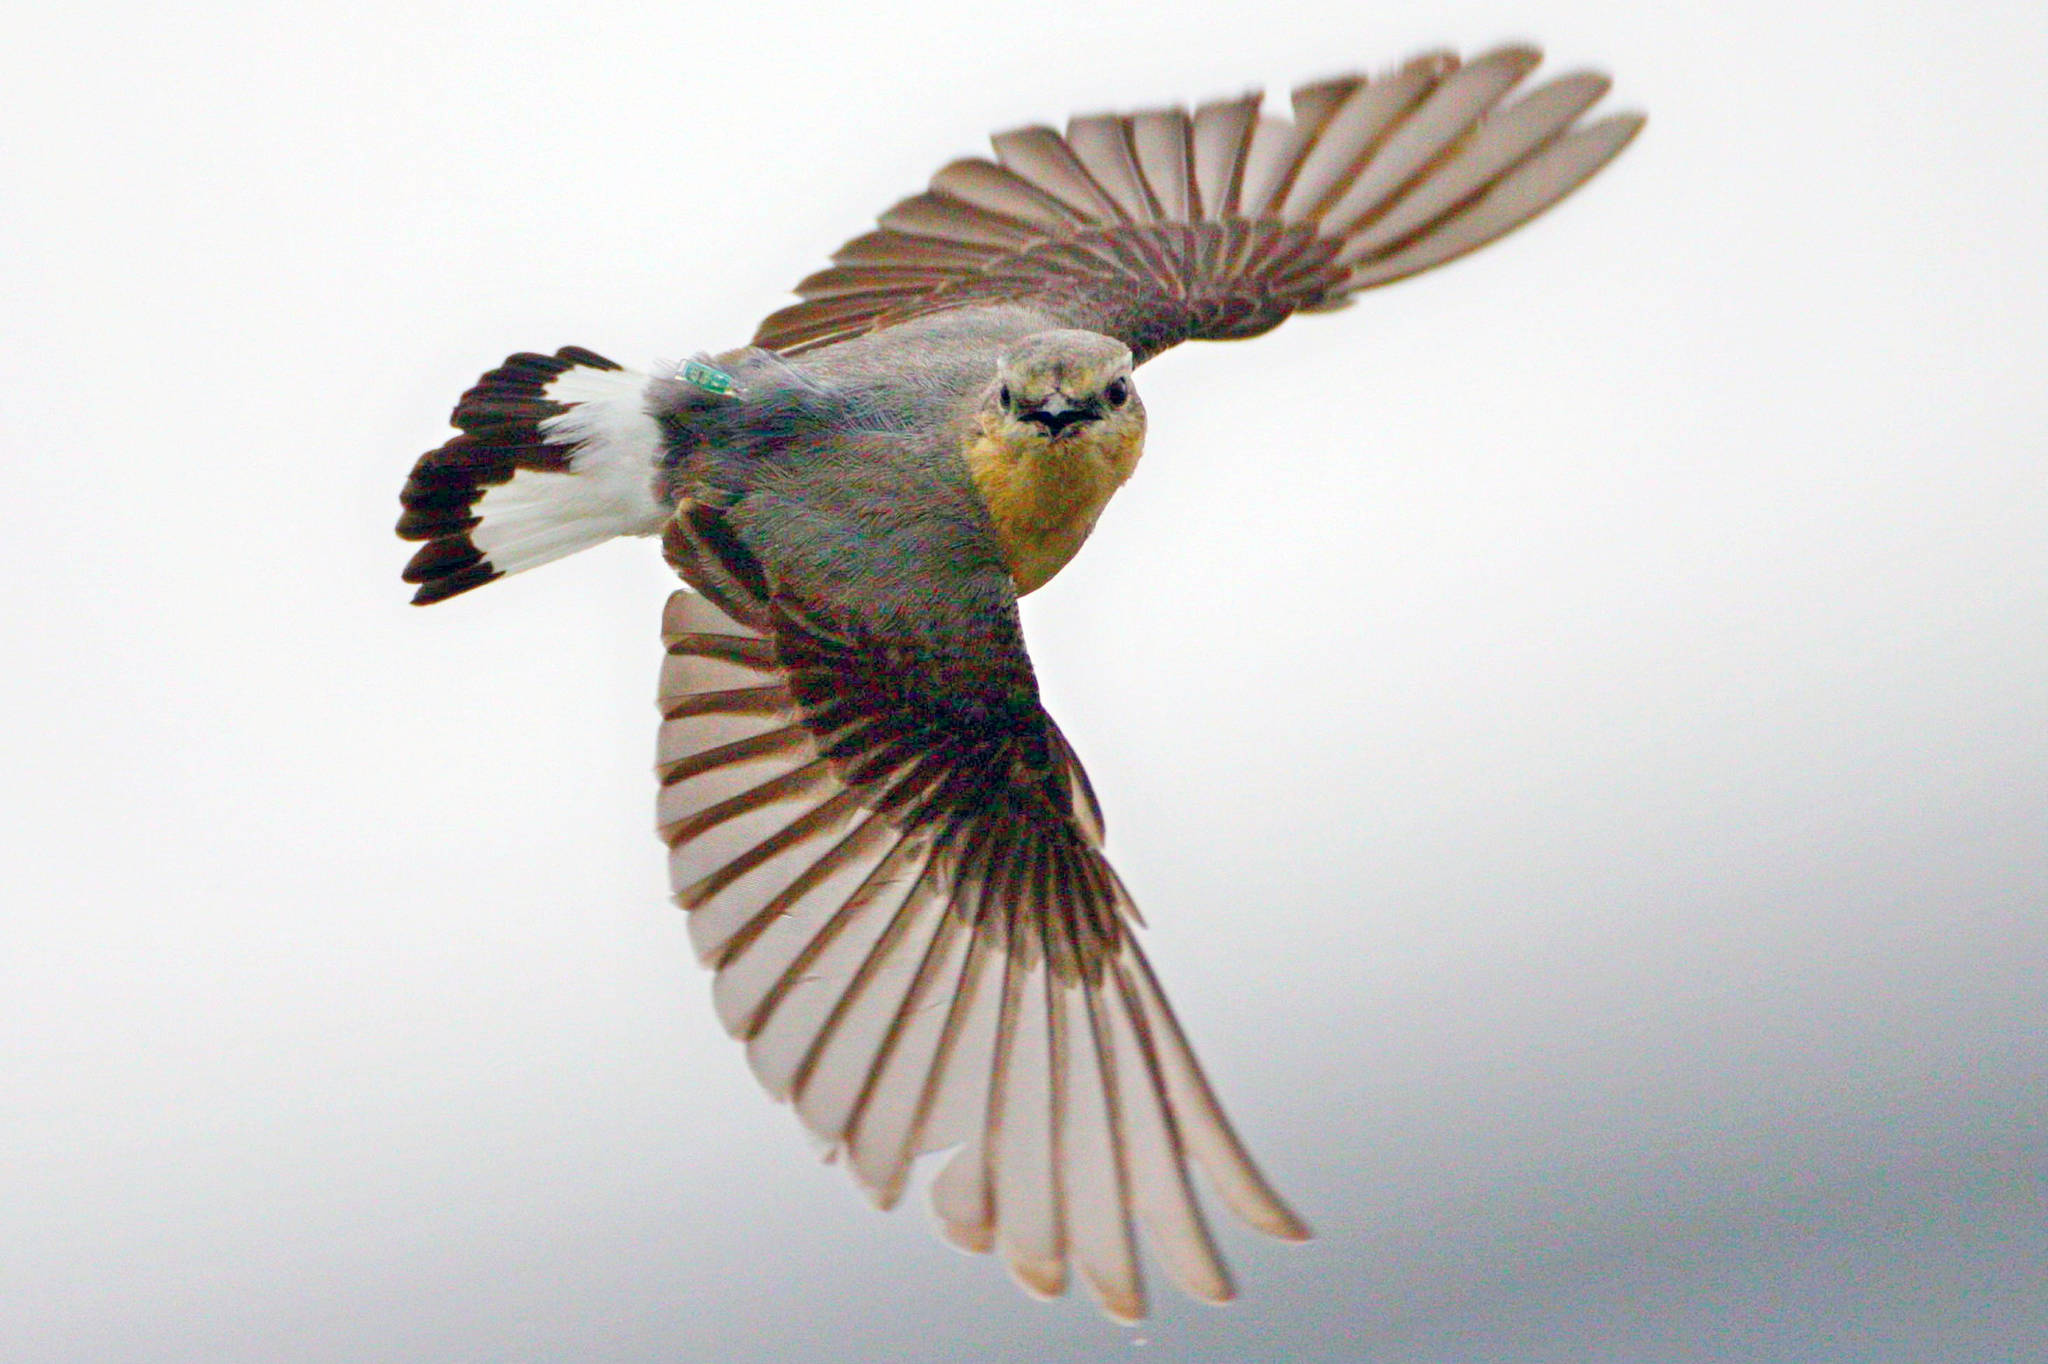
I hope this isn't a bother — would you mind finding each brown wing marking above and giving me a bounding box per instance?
[656,587,1305,1320]
[752,45,1641,359]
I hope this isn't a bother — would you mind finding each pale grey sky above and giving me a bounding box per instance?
[4,2,2044,1360]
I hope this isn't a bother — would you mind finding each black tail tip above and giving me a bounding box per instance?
[397,346,623,605]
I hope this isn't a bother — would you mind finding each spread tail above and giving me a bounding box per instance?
[397,347,671,604]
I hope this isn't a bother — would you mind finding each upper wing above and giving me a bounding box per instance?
[753,45,1643,361]
[655,501,1306,1320]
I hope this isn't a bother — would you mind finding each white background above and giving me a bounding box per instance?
[4,2,2043,1359]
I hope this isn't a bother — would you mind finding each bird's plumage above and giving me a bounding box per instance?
[396,44,1641,1318]
[655,548,1306,1319]
[755,46,1639,360]
[397,347,670,602]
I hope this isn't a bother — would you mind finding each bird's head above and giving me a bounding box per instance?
[966,329,1146,594]
[982,330,1144,474]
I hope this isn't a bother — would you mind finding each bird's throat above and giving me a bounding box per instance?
[964,422,1140,595]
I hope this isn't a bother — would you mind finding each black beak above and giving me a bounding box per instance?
[1021,392,1100,437]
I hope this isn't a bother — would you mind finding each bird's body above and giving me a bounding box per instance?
[396,45,1641,1320]
[666,309,1139,610]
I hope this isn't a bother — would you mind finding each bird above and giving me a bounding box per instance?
[395,44,1641,1321]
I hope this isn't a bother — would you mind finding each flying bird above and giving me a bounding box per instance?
[396,45,1640,1320]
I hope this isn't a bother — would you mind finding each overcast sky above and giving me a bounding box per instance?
[4,2,2044,1360]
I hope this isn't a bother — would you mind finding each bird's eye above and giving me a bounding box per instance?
[1105,377,1130,407]
[999,384,1012,411]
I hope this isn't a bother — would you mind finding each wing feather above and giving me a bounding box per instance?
[753,45,1639,359]
[1063,114,1154,223]
[1101,952,1231,1303]
[842,904,979,1207]
[877,191,1045,250]
[990,125,1126,221]
[831,229,1002,271]
[929,911,1010,1255]
[993,906,1063,1295]
[1312,45,1539,239]
[1125,945,1311,1241]
[737,825,930,1093]
[1332,70,1611,244]
[1074,969,1145,1319]
[1343,112,1644,285]
[657,556,1304,1315]
[929,158,1085,231]
[1233,114,1309,219]
[789,847,952,1142]
[1283,55,1448,223]
[1129,108,1194,222]
[791,263,974,301]
[1190,94,1259,217]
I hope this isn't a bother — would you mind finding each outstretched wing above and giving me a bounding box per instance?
[655,503,1306,1320]
[753,45,1642,362]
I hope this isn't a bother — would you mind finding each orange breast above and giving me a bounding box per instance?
[963,419,1143,594]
